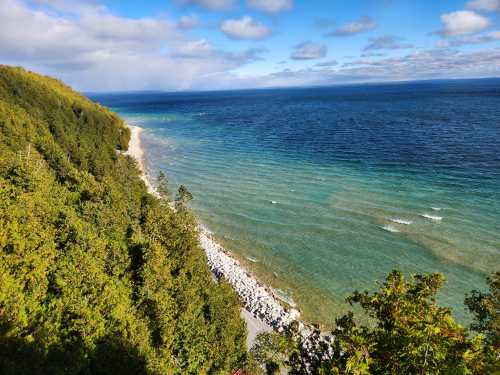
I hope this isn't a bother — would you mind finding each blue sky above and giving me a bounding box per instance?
[1,0,499,91]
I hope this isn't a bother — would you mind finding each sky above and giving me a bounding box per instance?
[1,0,499,91]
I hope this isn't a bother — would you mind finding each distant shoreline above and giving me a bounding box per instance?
[126,124,301,346]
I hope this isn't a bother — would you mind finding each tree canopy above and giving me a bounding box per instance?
[0,65,247,374]
[252,271,499,374]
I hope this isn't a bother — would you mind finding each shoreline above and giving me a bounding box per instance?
[126,125,300,346]
[126,126,157,194]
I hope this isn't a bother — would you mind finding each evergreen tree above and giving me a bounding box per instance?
[156,171,171,202]
[465,271,500,374]
[0,65,247,374]
[175,184,193,209]
[252,271,498,375]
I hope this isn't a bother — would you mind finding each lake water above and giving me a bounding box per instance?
[90,79,500,326]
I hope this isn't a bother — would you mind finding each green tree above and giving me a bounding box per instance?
[252,271,496,375]
[465,271,500,373]
[0,65,247,374]
[251,328,297,374]
[327,271,471,374]
[156,171,171,202]
[175,184,193,209]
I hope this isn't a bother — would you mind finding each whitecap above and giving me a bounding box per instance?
[390,218,413,225]
[382,225,400,233]
[270,200,278,204]
[431,207,442,211]
[420,213,442,221]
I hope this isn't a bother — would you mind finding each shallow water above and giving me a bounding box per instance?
[90,80,500,326]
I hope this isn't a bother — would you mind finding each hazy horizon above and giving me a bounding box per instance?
[83,75,500,94]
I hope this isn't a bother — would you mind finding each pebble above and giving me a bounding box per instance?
[199,227,301,331]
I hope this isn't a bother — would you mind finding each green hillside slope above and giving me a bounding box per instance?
[0,66,246,374]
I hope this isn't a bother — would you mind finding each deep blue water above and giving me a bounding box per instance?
[90,79,500,326]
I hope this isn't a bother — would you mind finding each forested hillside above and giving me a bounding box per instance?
[0,65,246,374]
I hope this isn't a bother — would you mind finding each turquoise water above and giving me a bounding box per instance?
[91,81,500,326]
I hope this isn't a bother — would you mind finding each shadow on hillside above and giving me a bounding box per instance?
[0,334,150,375]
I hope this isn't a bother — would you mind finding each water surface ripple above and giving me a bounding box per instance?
[91,80,500,326]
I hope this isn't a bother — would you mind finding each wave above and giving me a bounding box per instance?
[390,218,413,225]
[420,213,443,221]
[270,200,278,204]
[273,288,297,307]
[246,256,259,263]
[431,207,443,211]
[382,225,400,233]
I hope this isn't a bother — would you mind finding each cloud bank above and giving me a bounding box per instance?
[1,0,500,92]
[0,0,265,91]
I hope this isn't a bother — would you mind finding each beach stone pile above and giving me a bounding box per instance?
[199,230,334,372]
[199,229,301,331]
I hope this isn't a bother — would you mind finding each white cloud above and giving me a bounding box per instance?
[439,10,490,36]
[247,0,293,13]
[361,52,386,58]
[364,35,413,51]
[315,60,338,67]
[221,16,271,40]
[466,0,500,12]
[245,48,500,89]
[0,0,265,91]
[178,14,200,29]
[437,30,500,47]
[436,40,450,48]
[79,13,175,42]
[291,42,327,60]
[3,0,500,92]
[30,0,102,13]
[178,0,234,10]
[175,39,213,57]
[324,16,377,37]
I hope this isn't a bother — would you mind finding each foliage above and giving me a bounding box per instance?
[465,271,500,374]
[156,171,171,202]
[328,271,471,374]
[252,271,499,375]
[175,184,193,210]
[251,321,335,375]
[0,65,247,374]
[251,326,298,374]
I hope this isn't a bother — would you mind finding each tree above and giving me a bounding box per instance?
[251,322,333,375]
[0,65,248,374]
[465,271,500,373]
[251,329,296,374]
[156,171,171,202]
[328,271,471,374]
[175,184,193,209]
[252,271,495,375]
